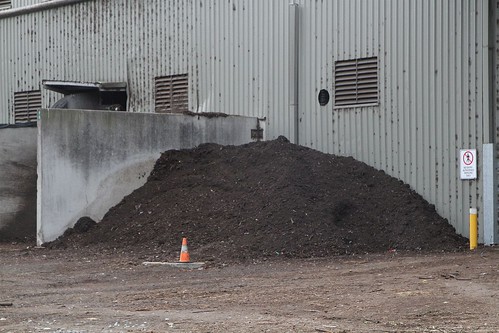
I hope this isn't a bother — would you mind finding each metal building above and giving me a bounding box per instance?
[0,0,498,244]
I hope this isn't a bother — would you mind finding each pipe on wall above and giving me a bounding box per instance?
[289,1,299,144]
[483,0,498,245]
[483,0,493,143]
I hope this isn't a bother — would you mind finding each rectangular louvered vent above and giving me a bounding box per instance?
[334,57,378,107]
[14,90,42,123]
[0,0,11,10]
[155,74,188,113]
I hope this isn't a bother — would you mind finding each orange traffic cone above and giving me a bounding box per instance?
[179,237,191,263]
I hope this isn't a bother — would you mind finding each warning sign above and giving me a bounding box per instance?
[460,149,477,180]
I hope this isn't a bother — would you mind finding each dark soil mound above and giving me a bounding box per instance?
[49,137,467,262]
[73,217,97,234]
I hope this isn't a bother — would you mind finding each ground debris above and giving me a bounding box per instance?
[440,273,472,281]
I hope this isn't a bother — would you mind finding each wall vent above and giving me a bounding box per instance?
[0,0,11,10]
[14,90,42,123]
[155,74,188,113]
[334,57,378,107]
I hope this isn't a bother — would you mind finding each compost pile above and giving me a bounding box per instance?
[50,137,466,262]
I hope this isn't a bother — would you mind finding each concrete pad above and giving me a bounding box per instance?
[142,262,206,269]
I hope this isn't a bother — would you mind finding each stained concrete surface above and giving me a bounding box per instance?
[0,127,37,241]
[37,109,261,245]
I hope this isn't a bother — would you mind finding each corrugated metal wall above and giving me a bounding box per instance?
[192,0,491,238]
[294,0,490,238]
[192,0,293,139]
[11,0,44,8]
[493,0,499,242]
[0,0,493,238]
[0,0,191,124]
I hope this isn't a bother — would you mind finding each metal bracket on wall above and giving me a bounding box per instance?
[251,117,266,141]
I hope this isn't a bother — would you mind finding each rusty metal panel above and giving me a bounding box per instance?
[155,74,189,114]
[14,90,41,123]
[334,57,379,107]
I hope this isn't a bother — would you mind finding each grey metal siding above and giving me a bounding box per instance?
[11,0,43,8]
[0,0,493,240]
[493,0,499,243]
[295,0,490,238]
[192,0,292,139]
[0,0,191,123]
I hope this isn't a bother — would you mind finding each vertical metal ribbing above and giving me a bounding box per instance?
[289,2,299,144]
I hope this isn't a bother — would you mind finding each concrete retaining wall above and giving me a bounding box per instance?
[37,109,261,244]
[0,126,37,241]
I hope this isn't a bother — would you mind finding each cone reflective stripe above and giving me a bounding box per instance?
[179,237,191,263]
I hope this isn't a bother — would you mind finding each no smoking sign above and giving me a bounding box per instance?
[460,149,477,180]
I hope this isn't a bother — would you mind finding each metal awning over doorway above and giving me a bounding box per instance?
[42,80,127,95]
[42,80,128,111]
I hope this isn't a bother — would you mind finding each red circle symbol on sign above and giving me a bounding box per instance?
[463,151,474,166]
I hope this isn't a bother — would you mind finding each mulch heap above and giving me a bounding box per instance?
[49,136,467,263]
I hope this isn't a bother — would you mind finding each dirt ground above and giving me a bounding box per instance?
[2,138,492,332]
[0,244,497,333]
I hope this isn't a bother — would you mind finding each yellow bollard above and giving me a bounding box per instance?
[469,208,478,250]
